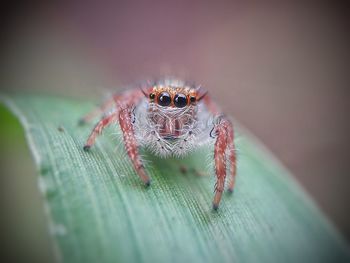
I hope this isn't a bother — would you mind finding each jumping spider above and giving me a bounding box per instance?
[81,79,237,210]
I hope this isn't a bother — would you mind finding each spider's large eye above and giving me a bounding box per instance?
[158,92,171,106]
[174,93,187,108]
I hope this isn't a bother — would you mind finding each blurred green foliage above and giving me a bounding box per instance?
[0,105,54,262]
[0,104,25,145]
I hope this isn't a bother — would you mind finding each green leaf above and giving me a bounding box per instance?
[1,94,349,263]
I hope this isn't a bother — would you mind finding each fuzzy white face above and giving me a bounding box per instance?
[133,83,214,157]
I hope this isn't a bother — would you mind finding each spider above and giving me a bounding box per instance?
[81,79,237,210]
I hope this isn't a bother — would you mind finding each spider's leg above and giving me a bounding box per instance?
[83,88,150,185]
[79,96,116,125]
[119,107,150,186]
[83,112,118,151]
[212,119,227,210]
[201,93,237,208]
[212,117,235,210]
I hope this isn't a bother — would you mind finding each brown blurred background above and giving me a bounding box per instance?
[0,0,349,259]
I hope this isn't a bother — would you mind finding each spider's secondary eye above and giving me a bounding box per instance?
[190,96,196,103]
[174,93,187,108]
[149,93,155,100]
[158,92,171,106]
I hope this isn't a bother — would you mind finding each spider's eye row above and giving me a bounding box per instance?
[156,92,190,107]
[174,93,187,108]
[158,92,171,106]
[149,93,155,100]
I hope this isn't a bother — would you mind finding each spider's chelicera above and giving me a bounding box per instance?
[81,78,237,210]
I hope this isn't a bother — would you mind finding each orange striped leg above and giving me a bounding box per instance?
[119,107,150,186]
[212,118,235,210]
[83,112,118,151]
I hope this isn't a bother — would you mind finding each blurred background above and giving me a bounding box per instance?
[0,0,349,261]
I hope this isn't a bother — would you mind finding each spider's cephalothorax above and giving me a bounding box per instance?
[135,80,211,157]
[81,78,237,210]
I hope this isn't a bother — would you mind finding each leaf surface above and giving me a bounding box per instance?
[2,94,349,263]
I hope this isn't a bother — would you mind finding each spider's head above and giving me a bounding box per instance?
[137,79,208,156]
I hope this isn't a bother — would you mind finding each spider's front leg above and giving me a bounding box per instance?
[212,116,236,210]
[83,89,150,186]
[118,107,150,186]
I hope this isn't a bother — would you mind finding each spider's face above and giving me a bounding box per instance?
[135,79,210,157]
[146,85,199,140]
